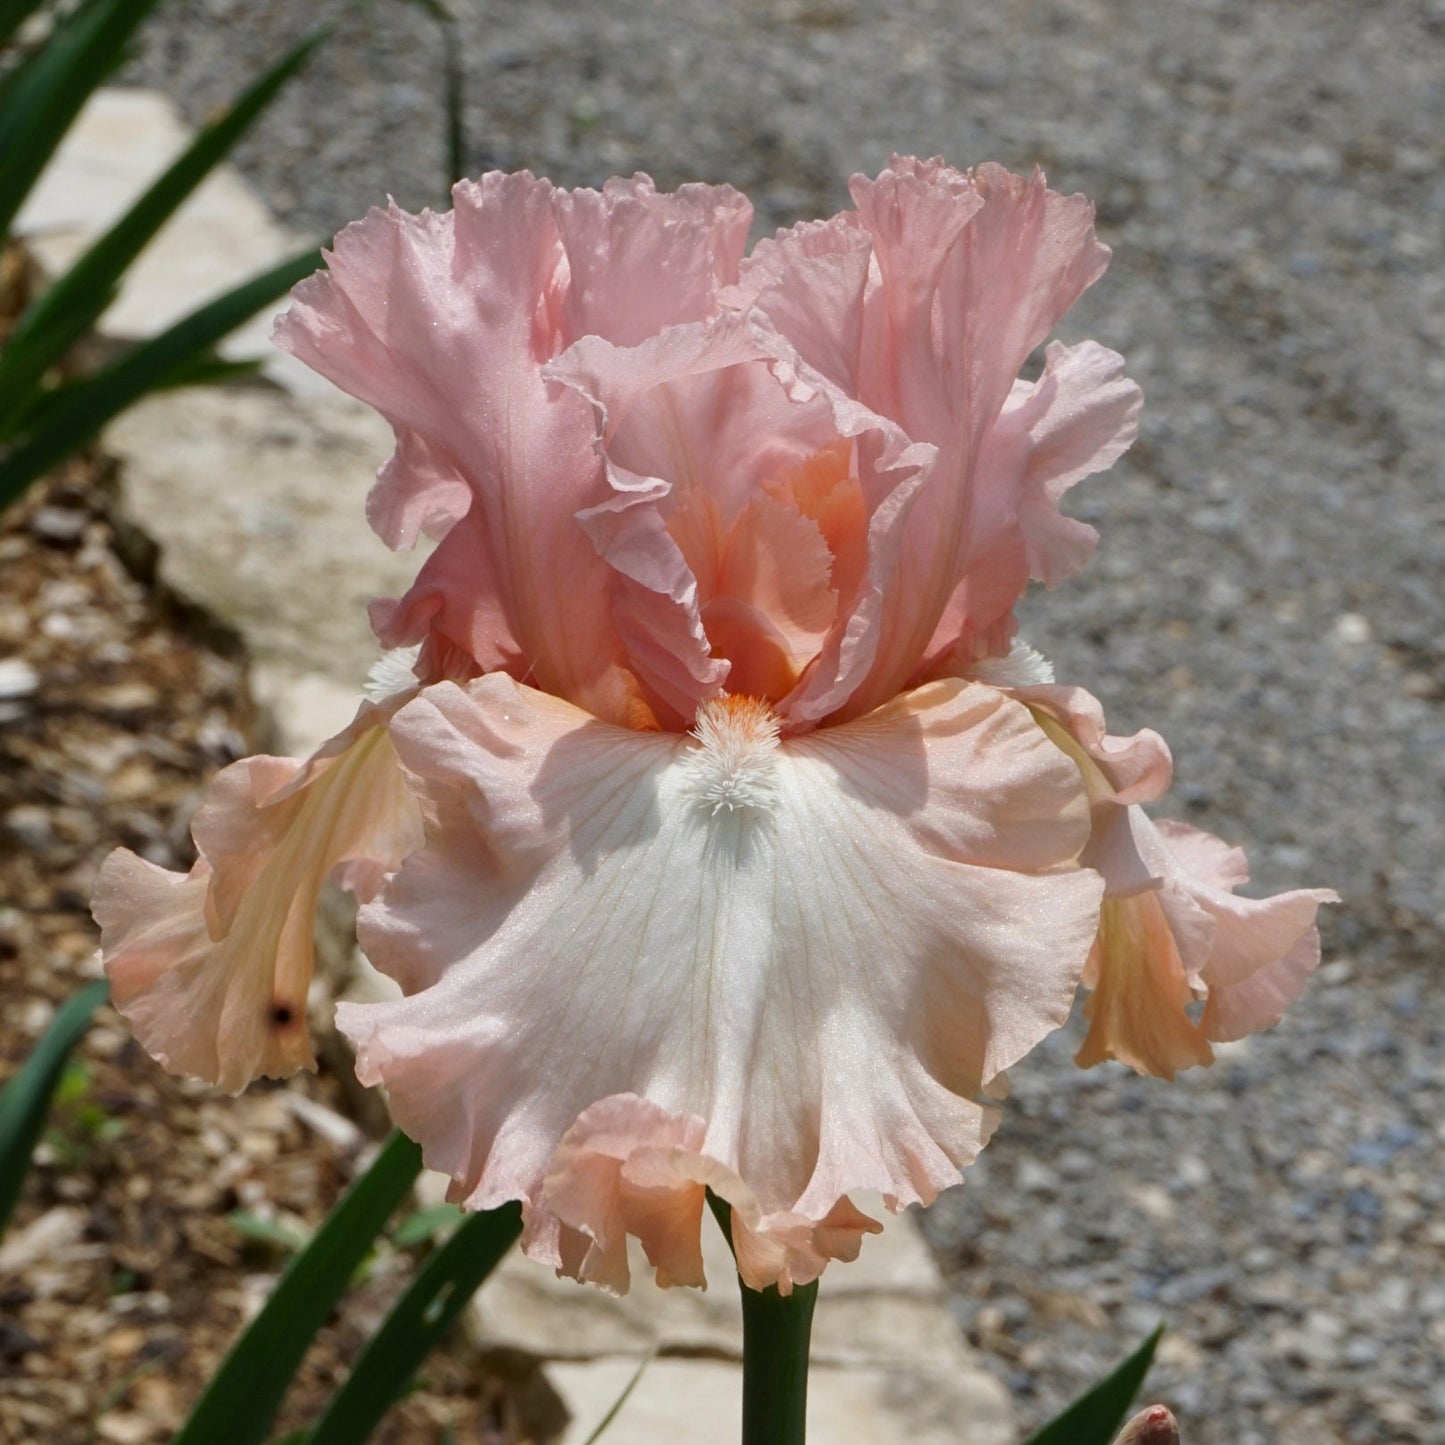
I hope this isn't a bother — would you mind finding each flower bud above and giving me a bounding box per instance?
[1113,1405,1180,1445]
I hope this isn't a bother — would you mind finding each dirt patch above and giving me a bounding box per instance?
[0,455,532,1441]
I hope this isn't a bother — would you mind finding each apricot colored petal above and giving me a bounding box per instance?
[1077,805,1337,1078]
[553,318,845,718]
[728,242,941,726]
[708,493,837,696]
[340,674,1100,1290]
[555,318,829,517]
[1075,893,1215,1079]
[93,715,423,1093]
[555,309,934,727]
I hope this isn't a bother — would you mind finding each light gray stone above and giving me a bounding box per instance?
[547,1357,1013,1445]
[450,1184,1014,1440]
[104,386,416,751]
[462,1192,965,1365]
[14,88,317,391]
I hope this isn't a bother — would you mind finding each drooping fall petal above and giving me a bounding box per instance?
[532,1094,883,1295]
[93,705,423,1093]
[1021,682,1337,1078]
[338,673,1102,1290]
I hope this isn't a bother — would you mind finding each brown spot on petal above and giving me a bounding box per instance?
[271,1003,296,1028]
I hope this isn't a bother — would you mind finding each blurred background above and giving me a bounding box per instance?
[14,0,1444,1441]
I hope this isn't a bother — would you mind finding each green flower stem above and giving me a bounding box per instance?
[708,1193,817,1445]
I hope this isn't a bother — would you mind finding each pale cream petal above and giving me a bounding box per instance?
[340,674,1100,1289]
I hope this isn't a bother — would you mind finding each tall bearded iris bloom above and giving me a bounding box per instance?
[93,160,1334,1294]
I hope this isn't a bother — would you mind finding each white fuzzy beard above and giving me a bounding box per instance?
[363,645,423,703]
[964,640,1056,689]
[680,695,783,817]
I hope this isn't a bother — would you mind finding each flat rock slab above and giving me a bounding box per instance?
[549,1357,1014,1445]
[458,1188,1014,1444]
[105,387,410,755]
[467,1185,960,1368]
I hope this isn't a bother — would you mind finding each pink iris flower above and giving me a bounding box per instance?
[92,159,1335,1294]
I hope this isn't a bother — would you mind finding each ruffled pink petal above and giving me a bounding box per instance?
[1154,819,1338,1044]
[1003,681,1333,1078]
[518,1095,884,1295]
[93,709,424,1093]
[1019,684,1174,806]
[1009,340,1142,587]
[276,174,749,727]
[533,1094,882,1294]
[339,673,1101,1290]
[918,341,1142,671]
[834,161,1117,715]
[366,428,471,552]
[368,506,533,681]
[552,175,752,345]
[723,213,949,727]
[726,214,874,397]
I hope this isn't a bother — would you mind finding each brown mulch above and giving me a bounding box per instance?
[0,253,537,1440]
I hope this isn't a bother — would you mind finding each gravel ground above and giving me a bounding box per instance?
[122,2,1443,1441]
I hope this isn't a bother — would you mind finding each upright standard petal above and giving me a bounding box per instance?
[276,174,752,727]
[339,674,1102,1291]
[920,340,1142,674]
[93,705,423,1093]
[740,160,1134,717]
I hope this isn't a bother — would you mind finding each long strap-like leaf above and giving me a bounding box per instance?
[0,0,166,239]
[0,27,327,428]
[0,246,321,510]
[171,1130,424,1445]
[1021,1325,1165,1445]
[303,1202,523,1445]
[0,977,109,1239]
